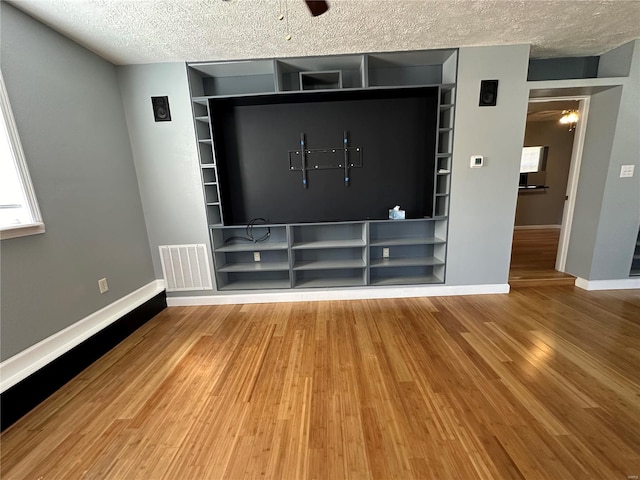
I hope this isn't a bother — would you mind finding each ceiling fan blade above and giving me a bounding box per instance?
[305,0,329,16]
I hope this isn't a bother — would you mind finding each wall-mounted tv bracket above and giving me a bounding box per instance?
[289,131,363,189]
[301,133,308,189]
[343,131,349,187]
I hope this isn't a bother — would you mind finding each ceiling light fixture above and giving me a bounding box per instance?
[559,109,579,131]
[305,0,329,16]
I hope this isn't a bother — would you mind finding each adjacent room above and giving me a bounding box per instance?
[1,1,639,478]
[509,99,581,288]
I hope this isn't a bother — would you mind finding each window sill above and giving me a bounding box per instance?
[0,222,45,240]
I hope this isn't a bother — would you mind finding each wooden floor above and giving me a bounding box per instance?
[2,288,640,479]
[509,228,576,287]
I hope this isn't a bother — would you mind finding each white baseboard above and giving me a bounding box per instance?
[0,280,165,394]
[514,225,561,230]
[574,277,640,291]
[167,284,510,306]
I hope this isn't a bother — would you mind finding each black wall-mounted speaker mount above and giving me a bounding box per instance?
[479,80,499,107]
[151,96,171,122]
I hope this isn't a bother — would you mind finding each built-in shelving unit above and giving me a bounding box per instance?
[187,49,457,291]
[211,225,290,290]
[187,87,223,226]
[434,84,455,218]
[211,218,447,290]
[368,218,446,286]
[291,222,367,288]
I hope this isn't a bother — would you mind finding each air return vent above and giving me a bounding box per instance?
[159,244,212,292]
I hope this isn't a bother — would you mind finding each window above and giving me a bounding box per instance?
[0,71,44,240]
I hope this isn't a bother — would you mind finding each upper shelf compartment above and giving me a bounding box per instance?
[367,49,457,87]
[276,55,365,91]
[187,49,458,98]
[188,60,276,97]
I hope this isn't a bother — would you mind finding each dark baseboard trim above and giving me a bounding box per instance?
[0,290,166,431]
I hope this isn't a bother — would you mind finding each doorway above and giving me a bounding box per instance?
[509,97,589,287]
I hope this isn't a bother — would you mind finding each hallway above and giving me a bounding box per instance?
[509,228,575,287]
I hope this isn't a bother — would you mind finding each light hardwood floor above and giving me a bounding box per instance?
[2,288,640,479]
[509,228,576,287]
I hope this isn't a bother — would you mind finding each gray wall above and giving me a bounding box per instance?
[446,45,530,285]
[0,4,155,360]
[515,120,575,226]
[117,41,639,288]
[589,40,640,280]
[564,88,621,279]
[117,63,215,294]
[565,39,640,280]
[119,45,532,291]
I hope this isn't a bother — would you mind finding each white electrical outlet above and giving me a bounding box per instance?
[382,247,390,258]
[98,278,109,294]
[620,165,635,178]
[253,251,261,262]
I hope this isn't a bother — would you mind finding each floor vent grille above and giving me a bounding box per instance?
[159,244,212,292]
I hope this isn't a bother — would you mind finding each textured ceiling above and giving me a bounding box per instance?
[9,0,640,65]
[527,100,579,122]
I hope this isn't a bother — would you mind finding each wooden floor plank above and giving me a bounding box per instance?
[2,287,640,479]
[509,228,576,287]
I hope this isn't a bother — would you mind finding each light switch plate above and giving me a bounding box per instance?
[620,165,635,178]
[470,155,484,168]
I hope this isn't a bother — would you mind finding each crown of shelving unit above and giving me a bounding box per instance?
[186,49,457,291]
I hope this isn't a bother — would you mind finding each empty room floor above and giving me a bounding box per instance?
[2,288,639,479]
[509,228,576,287]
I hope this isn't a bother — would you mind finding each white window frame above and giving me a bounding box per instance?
[0,71,45,240]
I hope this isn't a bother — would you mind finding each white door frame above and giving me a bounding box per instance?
[526,95,590,272]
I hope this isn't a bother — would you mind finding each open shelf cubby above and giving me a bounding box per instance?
[190,60,276,97]
[198,142,215,165]
[291,223,366,250]
[216,250,289,273]
[370,266,444,286]
[299,71,343,90]
[367,50,455,87]
[435,174,449,195]
[202,168,217,184]
[276,55,364,91]
[293,268,366,289]
[206,205,222,226]
[212,225,288,252]
[293,247,366,271]
[369,218,446,245]
[218,271,291,291]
